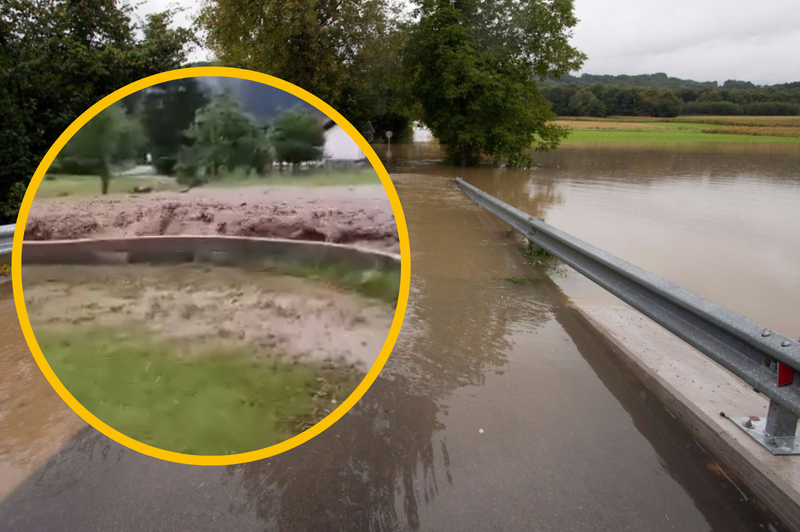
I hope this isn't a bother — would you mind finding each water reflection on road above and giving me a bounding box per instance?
[0,146,793,531]
[389,144,800,336]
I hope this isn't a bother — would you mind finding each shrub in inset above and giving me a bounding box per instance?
[154,156,178,176]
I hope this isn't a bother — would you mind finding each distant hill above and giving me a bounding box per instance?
[547,73,718,90]
[196,77,325,124]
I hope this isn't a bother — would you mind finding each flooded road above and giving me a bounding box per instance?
[386,144,800,337]
[0,284,83,500]
[1,152,788,530]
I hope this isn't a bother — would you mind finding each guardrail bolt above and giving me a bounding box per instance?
[781,341,792,348]
[762,330,772,337]
[744,419,753,429]
[768,436,779,447]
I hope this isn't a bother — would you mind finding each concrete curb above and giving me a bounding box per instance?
[21,236,401,271]
[575,304,800,531]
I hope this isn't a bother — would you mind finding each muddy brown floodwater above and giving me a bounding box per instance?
[23,264,393,369]
[24,185,399,254]
[0,285,84,501]
[385,143,800,336]
[0,148,795,531]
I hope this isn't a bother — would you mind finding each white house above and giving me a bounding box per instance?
[412,121,434,142]
[322,119,366,161]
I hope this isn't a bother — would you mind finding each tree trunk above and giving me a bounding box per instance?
[460,146,467,168]
[99,160,110,195]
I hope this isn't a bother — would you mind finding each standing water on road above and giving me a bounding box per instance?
[0,145,793,531]
[387,144,800,337]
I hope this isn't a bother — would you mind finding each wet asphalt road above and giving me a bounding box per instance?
[0,173,787,531]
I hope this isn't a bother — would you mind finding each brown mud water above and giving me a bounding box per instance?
[2,144,797,530]
[18,237,400,456]
[24,185,399,254]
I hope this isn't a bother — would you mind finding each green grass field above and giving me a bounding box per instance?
[209,167,381,188]
[37,174,181,198]
[557,116,800,148]
[562,128,800,146]
[38,167,382,199]
[38,326,361,455]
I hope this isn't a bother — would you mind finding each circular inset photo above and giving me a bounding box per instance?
[12,67,410,465]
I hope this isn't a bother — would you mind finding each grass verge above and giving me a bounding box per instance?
[37,175,180,198]
[37,325,362,455]
[245,260,401,304]
[210,167,381,187]
[38,168,381,198]
[522,242,556,266]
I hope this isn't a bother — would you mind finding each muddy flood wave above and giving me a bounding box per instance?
[24,187,400,253]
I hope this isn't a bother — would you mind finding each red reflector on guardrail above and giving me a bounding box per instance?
[778,363,794,387]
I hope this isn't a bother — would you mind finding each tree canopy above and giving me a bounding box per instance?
[404,0,585,166]
[198,0,589,166]
[270,109,325,168]
[184,93,265,176]
[197,0,411,135]
[139,78,211,174]
[541,80,800,118]
[0,0,193,220]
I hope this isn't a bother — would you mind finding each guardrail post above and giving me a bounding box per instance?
[731,355,800,455]
[731,394,800,456]
[733,399,800,455]
[765,400,798,443]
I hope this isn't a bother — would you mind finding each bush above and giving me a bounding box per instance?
[49,155,98,175]
[154,156,178,176]
[175,147,206,188]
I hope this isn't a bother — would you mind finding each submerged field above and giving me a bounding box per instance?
[23,263,398,455]
[557,116,800,148]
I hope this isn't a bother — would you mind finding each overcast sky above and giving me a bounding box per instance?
[571,0,800,85]
[136,0,800,85]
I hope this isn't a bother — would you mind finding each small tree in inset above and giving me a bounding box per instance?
[270,109,324,173]
[56,103,144,194]
[184,93,264,177]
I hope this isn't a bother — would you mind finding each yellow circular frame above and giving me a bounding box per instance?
[11,66,410,466]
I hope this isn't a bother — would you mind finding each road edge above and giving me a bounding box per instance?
[575,304,800,532]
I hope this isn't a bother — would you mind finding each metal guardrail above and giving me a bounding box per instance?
[456,178,800,455]
[0,224,14,257]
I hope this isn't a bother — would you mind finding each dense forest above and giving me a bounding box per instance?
[542,73,800,117]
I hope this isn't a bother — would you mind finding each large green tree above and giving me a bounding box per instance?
[0,0,193,221]
[405,0,585,166]
[197,0,410,130]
